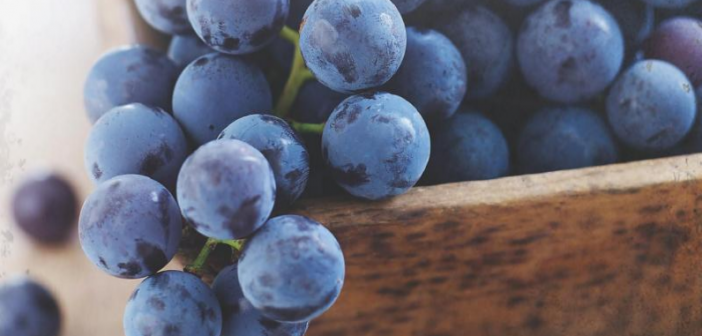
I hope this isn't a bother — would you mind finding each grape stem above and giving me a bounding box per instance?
[289,120,325,135]
[275,26,315,119]
[185,238,245,275]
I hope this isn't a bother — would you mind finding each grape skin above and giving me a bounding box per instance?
[213,264,309,336]
[299,0,407,93]
[177,140,276,240]
[517,0,624,103]
[596,0,654,47]
[517,107,619,174]
[385,27,467,122]
[0,277,61,336]
[124,271,222,336]
[638,0,700,8]
[238,215,345,323]
[644,17,702,87]
[426,112,510,184]
[219,115,310,207]
[12,172,77,244]
[322,92,430,200]
[84,103,189,190]
[434,5,513,100]
[135,0,190,35]
[187,0,290,55]
[84,45,179,124]
[606,60,696,152]
[168,34,216,70]
[172,53,272,145]
[79,175,183,279]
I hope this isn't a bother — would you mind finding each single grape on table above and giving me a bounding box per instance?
[0,277,61,336]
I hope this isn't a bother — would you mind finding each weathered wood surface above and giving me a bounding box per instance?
[294,155,702,336]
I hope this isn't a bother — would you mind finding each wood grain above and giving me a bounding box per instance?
[292,155,702,336]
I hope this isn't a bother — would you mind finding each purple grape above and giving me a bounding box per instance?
[213,264,309,336]
[177,140,276,240]
[79,175,183,279]
[135,0,190,35]
[644,16,702,87]
[0,277,61,336]
[517,0,624,103]
[12,172,77,244]
[238,215,345,322]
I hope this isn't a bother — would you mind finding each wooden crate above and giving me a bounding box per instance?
[116,1,702,335]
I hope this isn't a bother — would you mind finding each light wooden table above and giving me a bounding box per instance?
[0,1,175,335]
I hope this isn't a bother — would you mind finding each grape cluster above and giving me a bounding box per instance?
[69,0,702,335]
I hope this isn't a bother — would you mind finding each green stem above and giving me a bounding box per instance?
[275,27,315,118]
[290,121,325,135]
[185,238,219,275]
[219,239,244,251]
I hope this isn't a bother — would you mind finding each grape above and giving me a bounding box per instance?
[299,0,407,93]
[84,103,189,189]
[0,277,61,336]
[213,264,309,336]
[238,215,345,322]
[177,140,276,240]
[188,0,290,55]
[135,0,190,35]
[644,17,702,87]
[434,6,513,100]
[606,60,696,152]
[501,0,546,6]
[517,107,619,174]
[84,45,179,124]
[288,0,314,30]
[79,175,183,279]
[385,27,467,122]
[124,271,222,336]
[168,34,216,69]
[12,172,77,244]
[322,92,430,200]
[426,112,510,184]
[219,115,310,207]
[291,80,349,123]
[391,0,427,13]
[517,0,624,103]
[172,53,272,145]
[638,0,699,8]
[596,0,654,47]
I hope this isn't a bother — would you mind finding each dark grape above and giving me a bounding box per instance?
[517,107,619,174]
[385,27,467,122]
[213,264,309,336]
[517,0,624,103]
[135,0,190,35]
[435,5,513,100]
[177,140,276,240]
[322,92,430,200]
[0,277,61,336]
[172,53,272,145]
[299,0,407,93]
[12,172,77,244]
[79,175,182,279]
[644,16,702,87]
[291,80,349,123]
[219,115,310,207]
[606,60,696,152]
[84,103,189,189]
[84,45,179,123]
[238,215,345,322]
[167,34,216,69]
[188,0,290,54]
[426,112,510,184]
[124,271,222,336]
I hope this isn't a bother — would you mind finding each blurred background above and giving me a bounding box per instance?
[0,1,170,335]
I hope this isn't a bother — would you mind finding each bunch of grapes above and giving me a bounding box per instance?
[7,0,702,335]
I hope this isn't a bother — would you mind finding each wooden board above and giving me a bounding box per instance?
[295,156,702,336]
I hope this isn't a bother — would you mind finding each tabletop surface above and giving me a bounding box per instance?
[0,1,178,335]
